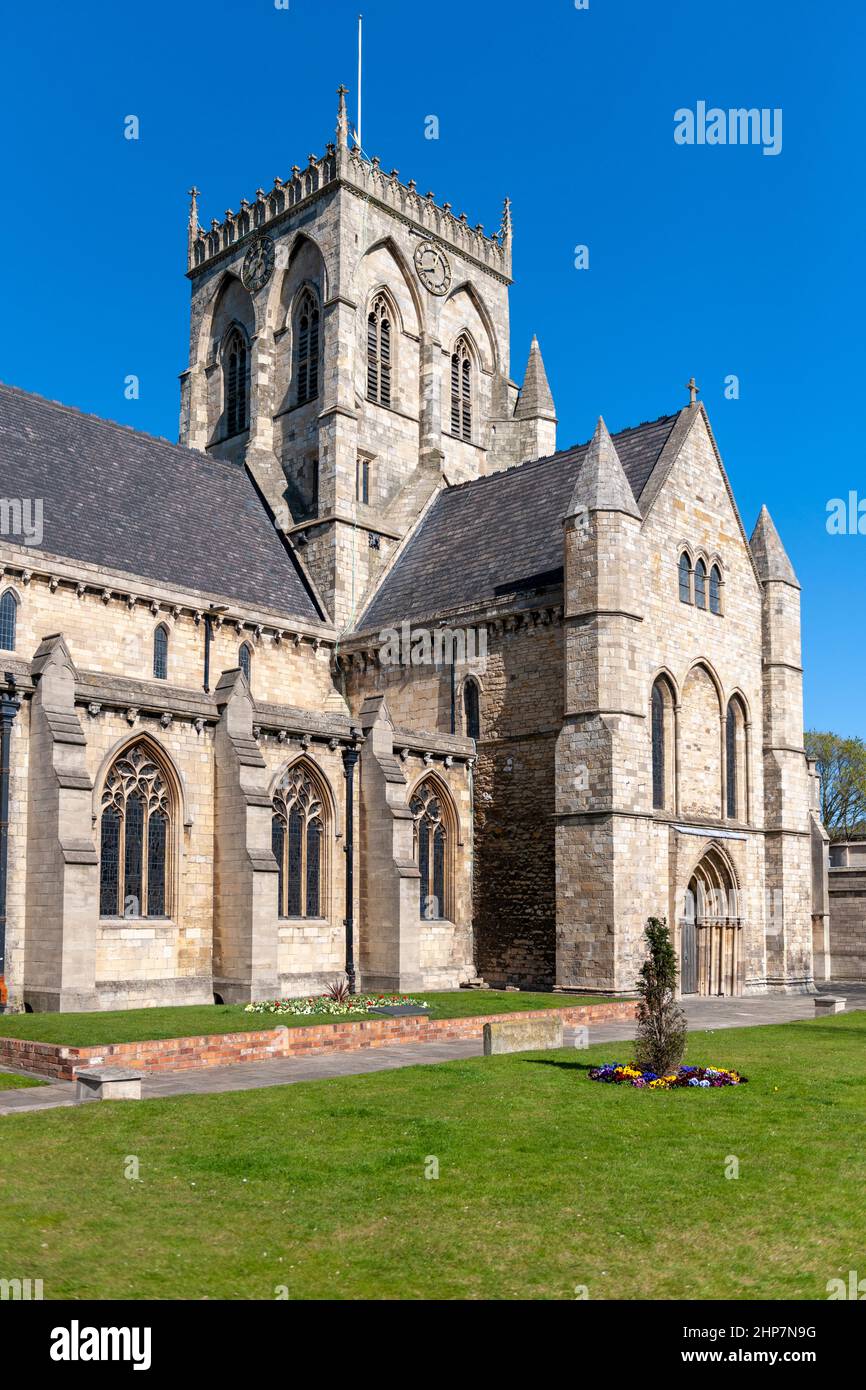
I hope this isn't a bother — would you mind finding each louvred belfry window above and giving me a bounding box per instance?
[99,744,174,918]
[272,764,326,918]
[450,337,473,442]
[411,781,448,920]
[367,294,392,407]
[296,290,320,405]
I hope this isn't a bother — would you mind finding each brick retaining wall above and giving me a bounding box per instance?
[0,1000,636,1082]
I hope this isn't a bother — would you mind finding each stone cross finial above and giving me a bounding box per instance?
[685,375,700,406]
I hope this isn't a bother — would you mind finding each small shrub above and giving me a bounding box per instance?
[325,976,351,1004]
[633,916,688,1075]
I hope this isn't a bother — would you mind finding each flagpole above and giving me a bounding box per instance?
[357,13,363,150]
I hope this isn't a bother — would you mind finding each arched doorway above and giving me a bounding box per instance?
[680,847,742,996]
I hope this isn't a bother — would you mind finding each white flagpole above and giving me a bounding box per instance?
[357,14,363,151]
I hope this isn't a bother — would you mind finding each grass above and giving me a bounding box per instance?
[0,1071,45,1091]
[0,990,614,1048]
[0,1013,864,1299]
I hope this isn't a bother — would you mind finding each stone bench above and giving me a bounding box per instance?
[75,1068,143,1102]
[483,1016,563,1056]
[815,996,846,1016]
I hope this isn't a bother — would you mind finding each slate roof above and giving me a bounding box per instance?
[358,411,680,631]
[0,384,323,623]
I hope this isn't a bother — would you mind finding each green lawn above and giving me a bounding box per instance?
[0,1013,864,1300]
[0,990,613,1048]
[0,1071,45,1091]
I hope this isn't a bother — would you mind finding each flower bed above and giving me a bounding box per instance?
[588,1063,747,1090]
[245,993,429,1019]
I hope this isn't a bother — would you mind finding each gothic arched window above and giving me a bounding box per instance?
[726,697,747,820]
[463,678,480,741]
[224,325,249,437]
[272,763,326,918]
[153,625,169,680]
[709,564,722,615]
[652,684,665,809]
[694,558,707,610]
[0,590,18,650]
[411,781,450,920]
[99,743,175,918]
[678,553,692,604]
[651,678,675,812]
[239,642,252,682]
[367,293,392,408]
[451,336,473,442]
[295,289,320,406]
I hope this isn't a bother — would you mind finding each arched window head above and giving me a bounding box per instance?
[272,763,327,919]
[411,781,450,921]
[726,697,747,820]
[694,558,707,610]
[295,289,320,406]
[463,678,480,741]
[367,293,392,408]
[651,679,675,812]
[451,336,473,442]
[153,625,169,680]
[709,564,722,615]
[99,742,175,918]
[239,642,252,683]
[678,553,692,605]
[223,325,249,437]
[0,590,18,651]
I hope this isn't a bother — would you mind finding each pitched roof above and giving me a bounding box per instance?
[358,410,680,631]
[0,384,323,622]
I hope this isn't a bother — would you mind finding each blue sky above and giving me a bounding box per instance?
[2,0,864,735]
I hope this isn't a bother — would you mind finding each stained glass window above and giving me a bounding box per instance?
[411,781,449,920]
[153,625,168,680]
[99,743,173,918]
[367,294,392,407]
[272,763,327,918]
[694,558,707,609]
[239,642,252,682]
[678,553,692,604]
[0,590,17,650]
[709,565,722,615]
[463,679,480,740]
[451,337,473,441]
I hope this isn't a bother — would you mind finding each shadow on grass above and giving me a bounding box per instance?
[523,1057,597,1072]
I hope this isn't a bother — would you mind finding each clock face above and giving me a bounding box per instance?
[242,235,275,293]
[414,240,452,296]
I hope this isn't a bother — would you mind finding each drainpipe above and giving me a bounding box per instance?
[203,613,213,693]
[342,742,360,995]
[0,673,21,1013]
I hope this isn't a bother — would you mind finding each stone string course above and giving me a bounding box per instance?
[0,1000,636,1082]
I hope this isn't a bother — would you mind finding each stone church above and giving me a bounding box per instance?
[0,89,824,1013]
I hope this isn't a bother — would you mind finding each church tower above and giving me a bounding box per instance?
[179,89,555,629]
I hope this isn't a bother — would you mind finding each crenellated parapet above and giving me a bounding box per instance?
[188,89,512,280]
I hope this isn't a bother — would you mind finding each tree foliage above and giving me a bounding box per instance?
[804,730,866,841]
[633,917,688,1075]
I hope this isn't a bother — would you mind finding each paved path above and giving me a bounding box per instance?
[2,983,863,1117]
